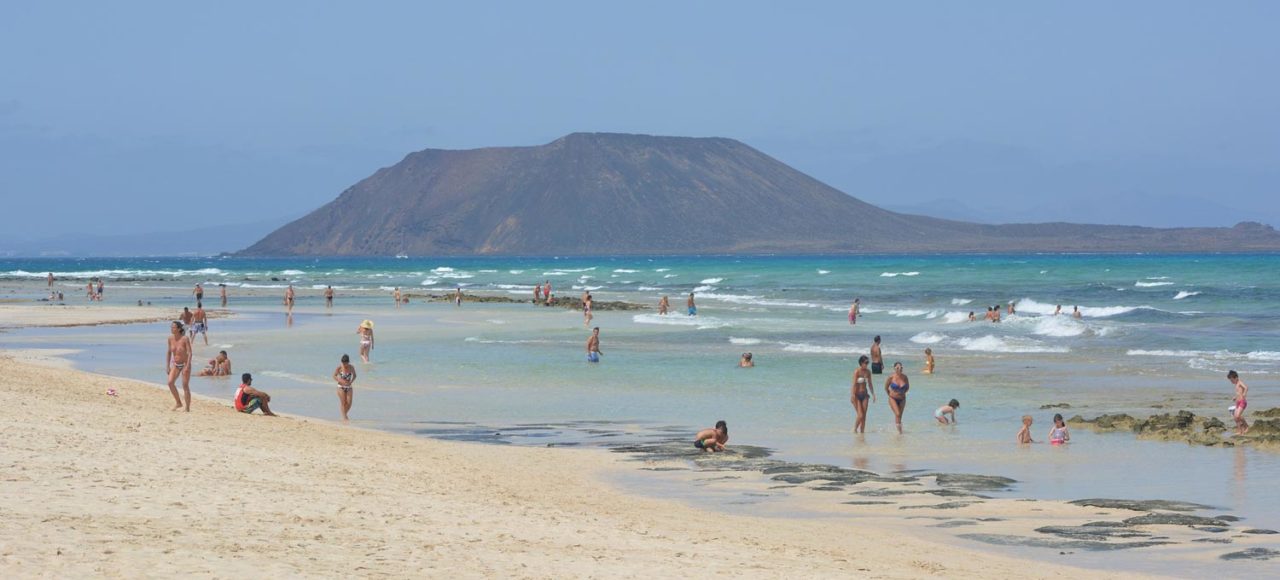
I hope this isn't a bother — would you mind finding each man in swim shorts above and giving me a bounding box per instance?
[166,321,193,412]
[191,302,209,345]
[234,373,276,416]
[870,335,883,374]
[193,283,203,304]
[687,292,697,316]
[586,327,602,363]
[694,420,728,452]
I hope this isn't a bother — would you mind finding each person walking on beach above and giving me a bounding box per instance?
[192,302,209,346]
[333,354,357,422]
[193,283,203,304]
[848,298,860,325]
[1229,370,1250,435]
[166,321,193,412]
[686,293,697,316]
[884,362,909,434]
[393,287,401,308]
[219,284,228,308]
[357,320,375,363]
[586,327,602,363]
[583,292,593,327]
[694,421,728,452]
[851,355,875,433]
[234,373,276,416]
[325,286,334,308]
[870,336,883,375]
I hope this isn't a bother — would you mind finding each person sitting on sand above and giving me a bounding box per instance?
[333,354,357,422]
[199,350,231,377]
[586,327,602,363]
[1017,415,1034,444]
[1229,370,1249,435]
[357,320,375,363]
[935,399,959,425]
[694,420,728,452]
[234,373,276,416]
[923,348,935,374]
[1048,413,1070,444]
[885,362,910,434]
[738,352,754,368]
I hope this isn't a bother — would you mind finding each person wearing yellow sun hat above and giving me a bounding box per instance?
[357,319,375,363]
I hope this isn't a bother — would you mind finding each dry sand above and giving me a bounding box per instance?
[0,303,225,330]
[0,353,1147,579]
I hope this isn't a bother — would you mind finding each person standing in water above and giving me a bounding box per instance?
[686,293,697,316]
[534,283,542,305]
[923,348,935,374]
[219,284,228,308]
[357,320,375,363]
[870,335,883,375]
[658,295,670,315]
[1229,370,1249,435]
[193,283,203,304]
[166,321,193,412]
[583,292,593,327]
[1048,413,1070,444]
[285,284,295,312]
[1073,306,1082,319]
[851,355,875,433]
[191,302,209,346]
[454,286,463,307]
[694,421,728,452]
[586,327,602,363]
[325,286,334,308]
[884,361,910,434]
[333,354,357,422]
[738,352,754,367]
[1053,304,1062,316]
[1007,302,1016,315]
[544,280,553,306]
[180,307,194,335]
[96,279,104,300]
[47,272,54,287]
[848,298,860,325]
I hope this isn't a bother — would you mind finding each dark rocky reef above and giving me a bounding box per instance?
[418,292,648,311]
[1069,409,1280,449]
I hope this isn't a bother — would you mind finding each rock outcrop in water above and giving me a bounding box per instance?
[1069,409,1280,449]
[238,133,1280,256]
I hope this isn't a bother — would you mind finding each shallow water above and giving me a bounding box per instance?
[3,254,1278,567]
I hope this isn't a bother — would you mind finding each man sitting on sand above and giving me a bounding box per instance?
[234,373,276,416]
[694,420,729,452]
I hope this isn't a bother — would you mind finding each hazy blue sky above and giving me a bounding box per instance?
[3,1,1278,241]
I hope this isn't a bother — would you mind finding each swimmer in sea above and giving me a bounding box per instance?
[968,311,976,322]
[1008,302,1016,315]
[992,305,1002,323]
[220,284,228,308]
[1229,370,1249,435]
[1048,413,1070,444]
[738,352,754,368]
[935,399,959,425]
[686,292,697,316]
[1072,306,1082,319]
[923,347,935,374]
[333,354,357,422]
[884,362,909,434]
[1017,415,1034,444]
[870,335,883,375]
[694,420,728,452]
[166,321,193,412]
[357,320,375,363]
[848,298,860,325]
[851,355,875,433]
[586,326,602,363]
[1053,304,1061,316]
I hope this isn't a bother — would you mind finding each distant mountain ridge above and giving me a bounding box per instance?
[240,133,1280,256]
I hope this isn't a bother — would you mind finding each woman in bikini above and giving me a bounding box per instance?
[851,355,875,433]
[884,361,910,434]
[356,320,375,363]
[333,354,357,422]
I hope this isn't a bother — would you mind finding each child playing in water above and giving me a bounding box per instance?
[694,420,728,452]
[934,399,959,425]
[1017,415,1034,444]
[923,348,935,374]
[1229,370,1249,435]
[1048,413,1070,444]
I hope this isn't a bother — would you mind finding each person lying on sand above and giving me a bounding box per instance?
[694,420,728,452]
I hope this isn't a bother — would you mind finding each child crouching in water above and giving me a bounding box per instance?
[934,399,959,424]
[1048,413,1070,445]
[1017,415,1034,444]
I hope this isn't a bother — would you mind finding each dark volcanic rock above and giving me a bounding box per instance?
[1039,403,1072,409]
[933,473,1017,491]
[1035,526,1153,540]
[1219,548,1280,561]
[1252,407,1280,419]
[1123,514,1230,527]
[1242,528,1279,534]
[959,534,1173,551]
[238,133,1280,256]
[1069,499,1215,512]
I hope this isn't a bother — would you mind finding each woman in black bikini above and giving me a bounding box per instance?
[332,354,357,422]
[851,355,875,433]
[885,361,910,434]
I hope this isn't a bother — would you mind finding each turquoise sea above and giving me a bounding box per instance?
[3,254,1278,562]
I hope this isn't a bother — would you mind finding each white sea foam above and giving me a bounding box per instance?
[700,277,724,284]
[817,269,831,274]
[1146,276,1171,280]
[486,319,507,325]
[879,271,920,277]
[956,335,1068,354]
[1135,281,1174,287]
[1016,298,1151,318]
[5,268,227,279]
[492,284,532,290]
[431,267,455,273]
[654,268,671,272]
[951,298,973,305]
[508,270,524,275]
[439,272,474,279]
[699,292,823,309]
[1248,351,1280,361]
[1173,291,1201,300]
[544,267,596,274]
[478,269,497,273]
[632,313,729,329]
[259,370,329,385]
[637,286,662,291]
[782,343,861,354]
[1031,316,1087,337]
[663,274,678,278]
[910,332,947,344]
[941,311,970,324]
[280,269,305,276]
[571,285,603,291]
[692,285,714,293]
[888,309,933,317]
[613,269,639,273]
[420,278,439,286]
[1127,349,1209,358]
[729,337,763,345]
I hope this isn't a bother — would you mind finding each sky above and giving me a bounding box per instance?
[3,1,1278,243]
